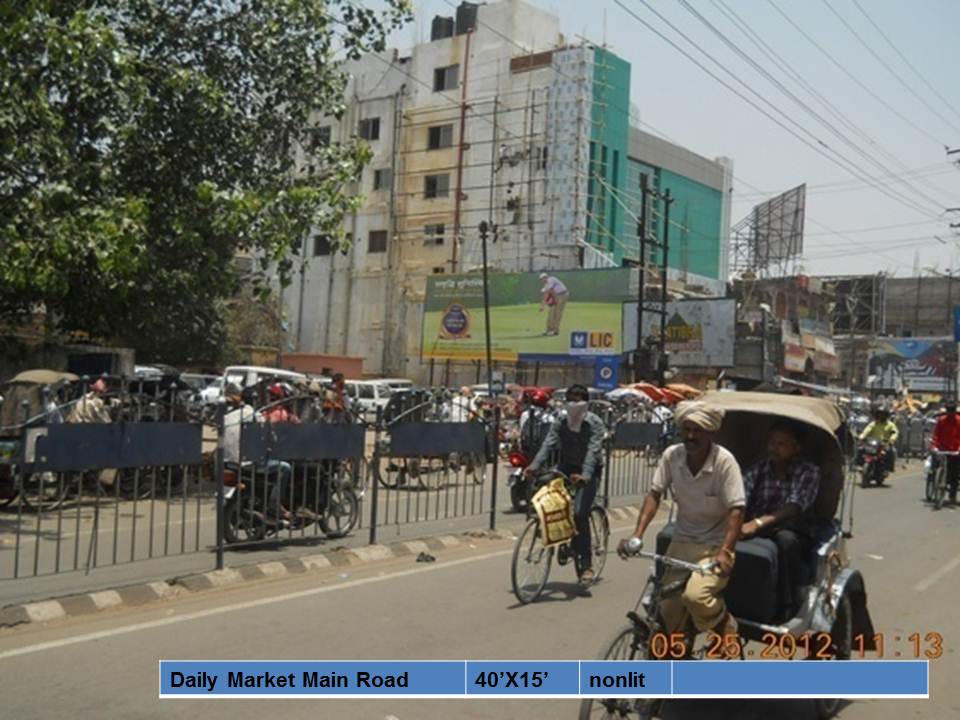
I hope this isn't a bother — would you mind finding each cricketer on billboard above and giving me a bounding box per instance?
[421,269,631,362]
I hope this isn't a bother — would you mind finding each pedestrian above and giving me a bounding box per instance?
[539,272,569,337]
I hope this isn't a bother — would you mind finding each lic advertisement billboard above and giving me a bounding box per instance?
[622,298,736,368]
[421,269,631,362]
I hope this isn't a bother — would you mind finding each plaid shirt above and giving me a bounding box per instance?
[744,459,820,520]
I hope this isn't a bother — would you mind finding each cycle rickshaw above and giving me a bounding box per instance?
[580,391,876,720]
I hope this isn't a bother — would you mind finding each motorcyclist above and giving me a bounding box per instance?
[930,398,960,504]
[518,389,554,460]
[524,384,605,586]
[858,404,898,474]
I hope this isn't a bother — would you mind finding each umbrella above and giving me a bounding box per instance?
[631,383,666,403]
[666,383,702,399]
[606,387,651,402]
[658,388,686,405]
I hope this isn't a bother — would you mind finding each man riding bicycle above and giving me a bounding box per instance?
[524,384,604,586]
[930,398,960,505]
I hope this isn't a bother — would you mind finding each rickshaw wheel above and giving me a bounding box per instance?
[579,622,658,720]
[813,592,853,719]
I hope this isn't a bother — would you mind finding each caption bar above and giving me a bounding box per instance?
[160,660,928,699]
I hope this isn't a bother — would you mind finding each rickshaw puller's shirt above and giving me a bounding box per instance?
[651,443,746,545]
[743,459,820,520]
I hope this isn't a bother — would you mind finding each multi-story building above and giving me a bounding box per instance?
[283,0,733,383]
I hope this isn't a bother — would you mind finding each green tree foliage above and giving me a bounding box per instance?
[0,0,411,364]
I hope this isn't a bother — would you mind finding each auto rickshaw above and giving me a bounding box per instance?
[580,391,875,720]
[0,370,80,509]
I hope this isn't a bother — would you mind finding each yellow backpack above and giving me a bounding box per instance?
[531,478,576,547]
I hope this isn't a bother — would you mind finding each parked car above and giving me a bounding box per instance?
[344,380,393,421]
[378,378,414,393]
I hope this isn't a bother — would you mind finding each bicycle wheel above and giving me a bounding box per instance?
[320,484,359,538]
[925,467,936,503]
[589,506,610,580]
[511,517,553,604]
[933,461,948,510]
[578,622,657,720]
[20,471,70,512]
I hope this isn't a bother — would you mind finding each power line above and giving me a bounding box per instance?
[611,0,944,223]
[673,0,948,215]
[711,0,957,208]
[766,0,949,150]
[820,0,960,136]
[850,0,960,128]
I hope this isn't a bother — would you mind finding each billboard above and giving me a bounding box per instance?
[622,299,736,368]
[753,184,805,271]
[868,337,956,392]
[421,269,631,362]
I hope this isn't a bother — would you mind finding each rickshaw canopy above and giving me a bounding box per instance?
[699,391,846,522]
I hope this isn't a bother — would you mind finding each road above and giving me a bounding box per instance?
[0,461,956,720]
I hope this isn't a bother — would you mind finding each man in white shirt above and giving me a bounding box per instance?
[619,401,745,652]
[539,273,569,336]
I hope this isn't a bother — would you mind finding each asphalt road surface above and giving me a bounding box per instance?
[0,461,956,720]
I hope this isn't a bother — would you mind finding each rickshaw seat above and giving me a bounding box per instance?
[655,524,781,624]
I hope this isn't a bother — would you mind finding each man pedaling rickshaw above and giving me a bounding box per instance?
[618,401,745,655]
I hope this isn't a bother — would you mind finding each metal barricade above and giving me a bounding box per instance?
[0,420,208,580]
[603,421,663,505]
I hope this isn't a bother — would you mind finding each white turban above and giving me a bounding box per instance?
[675,401,724,432]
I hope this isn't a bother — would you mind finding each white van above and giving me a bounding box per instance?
[221,366,307,395]
[345,380,393,421]
[378,378,414,393]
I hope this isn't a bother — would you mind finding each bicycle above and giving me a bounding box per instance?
[929,450,960,510]
[578,545,718,720]
[510,469,610,604]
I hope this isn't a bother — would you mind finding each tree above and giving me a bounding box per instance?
[0,0,411,364]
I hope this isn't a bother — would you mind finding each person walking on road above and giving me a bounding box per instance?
[618,401,745,655]
[539,272,569,337]
[524,384,605,586]
[930,398,960,504]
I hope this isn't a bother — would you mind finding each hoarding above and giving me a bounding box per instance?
[752,184,805,271]
[622,298,736,368]
[421,269,631,362]
[868,337,956,392]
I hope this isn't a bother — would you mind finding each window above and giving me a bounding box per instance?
[433,64,459,92]
[373,168,392,191]
[427,124,454,150]
[424,174,450,199]
[358,384,375,400]
[358,117,380,141]
[368,230,388,253]
[432,266,446,274]
[424,223,445,245]
[313,126,331,146]
[313,235,333,256]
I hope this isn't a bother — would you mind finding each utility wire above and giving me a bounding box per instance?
[820,0,960,136]
[850,0,960,127]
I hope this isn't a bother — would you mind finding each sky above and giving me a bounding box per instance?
[377,0,960,278]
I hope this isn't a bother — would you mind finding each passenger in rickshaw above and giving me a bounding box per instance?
[741,420,821,617]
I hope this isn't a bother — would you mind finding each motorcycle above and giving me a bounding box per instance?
[860,439,889,487]
[507,449,532,513]
[506,407,555,513]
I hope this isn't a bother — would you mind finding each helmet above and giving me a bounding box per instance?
[267,382,290,400]
[871,403,889,418]
[530,389,549,407]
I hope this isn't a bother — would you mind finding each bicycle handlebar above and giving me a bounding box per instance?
[627,548,718,576]
[931,450,960,456]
